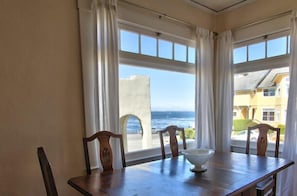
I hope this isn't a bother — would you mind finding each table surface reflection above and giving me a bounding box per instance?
[68,152,294,196]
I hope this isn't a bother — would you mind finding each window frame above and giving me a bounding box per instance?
[263,88,276,97]
[262,108,275,121]
[119,23,196,74]
[232,30,290,154]
[118,22,197,163]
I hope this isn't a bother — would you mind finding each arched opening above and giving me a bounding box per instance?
[120,114,145,152]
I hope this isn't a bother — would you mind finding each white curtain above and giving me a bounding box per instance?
[214,31,233,152]
[278,11,297,195]
[78,0,121,169]
[195,27,216,149]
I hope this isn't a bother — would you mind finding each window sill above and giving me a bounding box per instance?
[231,139,284,156]
[126,141,196,165]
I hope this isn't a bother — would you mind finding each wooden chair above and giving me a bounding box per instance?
[83,130,126,174]
[158,125,187,159]
[37,147,58,196]
[246,123,280,196]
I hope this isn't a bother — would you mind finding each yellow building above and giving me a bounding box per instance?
[233,67,289,127]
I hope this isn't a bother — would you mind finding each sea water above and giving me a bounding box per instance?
[126,111,195,134]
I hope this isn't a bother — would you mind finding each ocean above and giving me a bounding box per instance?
[126,111,195,134]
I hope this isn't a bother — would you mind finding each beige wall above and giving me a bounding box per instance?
[125,0,216,31]
[0,0,85,195]
[216,0,297,32]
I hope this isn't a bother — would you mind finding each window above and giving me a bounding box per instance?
[248,42,265,61]
[119,28,196,65]
[263,88,275,96]
[119,65,195,152]
[174,43,187,62]
[233,46,247,64]
[119,26,196,154]
[233,34,290,64]
[120,30,139,53]
[141,35,157,56]
[158,39,173,60]
[262,109,275,121]
[188,47,196,64]
[232,31,290,144]
[267,37,287,57]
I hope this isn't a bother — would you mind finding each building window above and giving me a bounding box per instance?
[262,109,275,121]
[263,88,275,96]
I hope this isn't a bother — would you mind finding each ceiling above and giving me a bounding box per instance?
[185,0,256,14]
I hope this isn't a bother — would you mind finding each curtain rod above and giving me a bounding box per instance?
[233,10,293,31]
[119,0,195,29]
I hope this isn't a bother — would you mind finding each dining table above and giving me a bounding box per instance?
[68,151,294,196]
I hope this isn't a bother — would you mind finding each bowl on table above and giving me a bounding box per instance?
[182,148,215,172]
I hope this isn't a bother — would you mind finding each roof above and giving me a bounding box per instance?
[234,67,289,92]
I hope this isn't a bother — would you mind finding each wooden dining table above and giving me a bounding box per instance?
[68,152,294,196]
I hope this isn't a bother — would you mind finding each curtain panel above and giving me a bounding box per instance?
[195,27,216,149]
[214,31,233,152]
[78,0,122,170]
[278,11,297,195]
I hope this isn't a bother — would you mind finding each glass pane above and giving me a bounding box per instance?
[267,37,287,57]
[119,64,195,152]
[120,30,139,53]
[232,68,289,143]
[288,35,291,54]
[248,42,265,61]
[174,43,187,62]
[141,35,157,57]
[188,47,196,64]
[263,88,275,96]
[158,39,173,60]
[233,46,247,64]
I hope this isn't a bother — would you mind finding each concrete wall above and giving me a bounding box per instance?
[119,76,152,151]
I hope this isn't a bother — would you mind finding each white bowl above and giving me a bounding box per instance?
[182,148,215,172]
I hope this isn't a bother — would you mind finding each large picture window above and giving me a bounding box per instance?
[119,26,196,154]
[232,31,290,144]
[119,65,195,152]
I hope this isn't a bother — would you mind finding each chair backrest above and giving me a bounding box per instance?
[246,123,280,157]
[37,147,58,196]
[159,125,187,159]
[83,130,126,174]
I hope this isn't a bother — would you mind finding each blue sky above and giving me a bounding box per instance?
[119,65,195,111]
[119,29,196,111]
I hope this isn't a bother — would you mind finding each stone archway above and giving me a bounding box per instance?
[119,75,152,151]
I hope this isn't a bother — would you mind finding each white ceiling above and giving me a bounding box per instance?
[185,0,256,14]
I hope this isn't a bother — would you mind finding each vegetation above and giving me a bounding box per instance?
[277,124,286,135]
[184,128,195,139]
[233,119,257,132]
